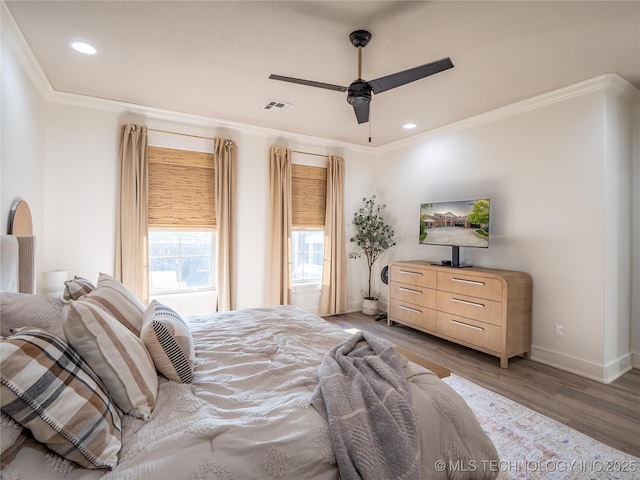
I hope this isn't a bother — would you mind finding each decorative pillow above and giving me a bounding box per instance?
[80,272,145,335]
[63,275,96,300]
[141,301,195,383]
[0,292,65,340]
[0,328,122,470]
[63,301,158,419]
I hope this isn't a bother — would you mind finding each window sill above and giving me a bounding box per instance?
[150,289,217,317]
[291,282,322,293]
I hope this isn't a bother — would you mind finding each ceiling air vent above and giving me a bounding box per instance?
[262,100,294,113]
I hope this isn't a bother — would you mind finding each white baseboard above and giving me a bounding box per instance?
[531,345,634,384]
[631,351,640,369]
[328,307,639,383]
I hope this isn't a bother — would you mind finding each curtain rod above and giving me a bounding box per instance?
[291,150,329,158]
[149,130,328,158]
[148,128,215,141]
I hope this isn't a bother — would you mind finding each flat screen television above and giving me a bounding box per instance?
[419,198,490,268]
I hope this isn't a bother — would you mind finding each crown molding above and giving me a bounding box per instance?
[604,73,640,101]
[1,1,54,100]
[378,73,639,153]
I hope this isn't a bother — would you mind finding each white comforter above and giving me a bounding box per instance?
[2,306,498,480]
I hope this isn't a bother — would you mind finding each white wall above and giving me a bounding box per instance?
[1,5,46,278]
[42,103,122,279]
[603,82,635,378]
[632,99,640,368]
[376,76,638,382]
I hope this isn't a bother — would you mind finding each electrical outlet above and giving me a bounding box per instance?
[554,325,563,337]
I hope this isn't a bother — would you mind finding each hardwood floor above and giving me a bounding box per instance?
[324,312,640,458]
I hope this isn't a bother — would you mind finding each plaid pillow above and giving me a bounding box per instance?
[141,301,195,384]
[0,328,122,469]
[63,276,96,300]
[63,301,158,419]
[80,273,145,335]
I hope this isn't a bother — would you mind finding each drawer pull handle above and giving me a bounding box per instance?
[399,270,423,276]
[399,305,422,314]
[451,297,485,308]
[450,319,485,331]
[399,287,422,294]
[452,277,485,286]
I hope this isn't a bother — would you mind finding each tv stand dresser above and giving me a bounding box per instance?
[387,260,532,368]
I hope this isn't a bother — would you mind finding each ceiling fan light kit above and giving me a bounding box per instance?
[269,29,454,127]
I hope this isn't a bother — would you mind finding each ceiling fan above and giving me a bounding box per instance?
[269,29,454,125]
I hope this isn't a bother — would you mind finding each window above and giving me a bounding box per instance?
[147,146,216,294]
[291,163,326,284]
[148,230,215,293]
[291,229,324,283]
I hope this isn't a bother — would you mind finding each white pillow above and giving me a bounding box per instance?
[63,301,158,420]
[141,300,195,383]
[0,292,65,340]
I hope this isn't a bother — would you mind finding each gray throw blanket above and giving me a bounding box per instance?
[310,332,421,480]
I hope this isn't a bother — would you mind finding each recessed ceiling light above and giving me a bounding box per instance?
[71,42,97,55]
[403,123,417,129]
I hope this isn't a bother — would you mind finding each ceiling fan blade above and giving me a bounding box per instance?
[368,57,454,95]
[352,103,370,124]
[269,74,347,92]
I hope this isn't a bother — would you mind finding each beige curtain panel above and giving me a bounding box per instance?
[115,124,149,304]
[268,146,292,305]
[214,137,237,312]
[320,155,347,315]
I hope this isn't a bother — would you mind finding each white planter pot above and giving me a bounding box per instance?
[362,298,379,316]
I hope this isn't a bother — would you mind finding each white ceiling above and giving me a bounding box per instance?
[6,0,640,147]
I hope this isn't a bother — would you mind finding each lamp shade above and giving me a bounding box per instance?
[41,270,68,297]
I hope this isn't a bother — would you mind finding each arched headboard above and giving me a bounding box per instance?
[2,199,36,293]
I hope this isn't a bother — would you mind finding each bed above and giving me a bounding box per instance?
[1,235,499,479]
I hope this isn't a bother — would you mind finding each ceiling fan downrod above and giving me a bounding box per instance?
[349,30,372,80]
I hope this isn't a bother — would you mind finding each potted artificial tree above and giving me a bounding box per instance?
[349,196,396,315]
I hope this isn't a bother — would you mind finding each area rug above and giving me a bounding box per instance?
[443,374,639,480]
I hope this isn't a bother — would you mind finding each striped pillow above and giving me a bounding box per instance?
[0,328,122,469]
[141,301,195,383]
[63,275,96,300]
[80,273,145,335]
[63,301,158,420]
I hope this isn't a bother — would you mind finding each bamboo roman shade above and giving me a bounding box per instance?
[291,164,326,228]
[148,146,216,228]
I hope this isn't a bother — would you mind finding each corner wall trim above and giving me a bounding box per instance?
[530,345,633,384]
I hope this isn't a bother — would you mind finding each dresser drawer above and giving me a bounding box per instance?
[389,282,436,308]
[436,290,502,326]
[436,311,502,353]
[390,265,437,289]
[437,271,503,301]
[389,299,437,332]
